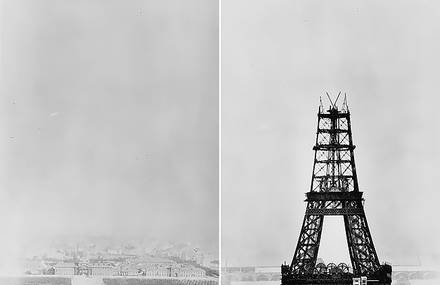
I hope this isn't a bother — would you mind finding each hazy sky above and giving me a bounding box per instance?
[0,0,218,268]
[222,0,440,267]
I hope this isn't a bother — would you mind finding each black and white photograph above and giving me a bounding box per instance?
[221,1,440,285]
[2,1,440,285]
[0,1,219,284]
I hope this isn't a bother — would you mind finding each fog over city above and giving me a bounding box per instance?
[222,0,440,267]
[0,0,218,274]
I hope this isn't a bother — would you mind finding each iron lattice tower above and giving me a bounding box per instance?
[281,95,391,285]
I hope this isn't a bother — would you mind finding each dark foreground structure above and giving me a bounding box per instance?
[281,96,392,285]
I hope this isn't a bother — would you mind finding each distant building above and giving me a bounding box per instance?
[135,255,176,265]
[171,264,206,278]
[118,264,141,276]
[89,263,116,276]
[54,262,75,275]
[143,265,171,277]
[193,251,204,265]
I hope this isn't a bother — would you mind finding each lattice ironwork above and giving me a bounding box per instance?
[281,95,391,285]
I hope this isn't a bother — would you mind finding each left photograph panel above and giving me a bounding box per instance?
[0,0,219,283]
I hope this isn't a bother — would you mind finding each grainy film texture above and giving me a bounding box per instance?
[0,1,219,284]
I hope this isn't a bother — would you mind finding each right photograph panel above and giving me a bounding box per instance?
[221,1,440,285]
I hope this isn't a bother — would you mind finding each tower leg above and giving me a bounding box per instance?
[344,212,380,275]
[291,212,324,274]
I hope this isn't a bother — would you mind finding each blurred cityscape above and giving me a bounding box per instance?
[19,236,219,278]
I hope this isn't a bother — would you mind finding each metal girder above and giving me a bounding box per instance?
[318,113,350,119]
[314,159,352,163]
[317,129,349,133]
[313,175,354,179]
[306,192,363,201]
[305,208,364,215]
[313,145,355,151]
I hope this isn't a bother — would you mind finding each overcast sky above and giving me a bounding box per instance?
[0,0,218,271]
[2,0,440,275]
[222,0,440,267]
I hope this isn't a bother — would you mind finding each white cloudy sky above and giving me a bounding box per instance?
[0,0,218,271]
[222,0,440,267]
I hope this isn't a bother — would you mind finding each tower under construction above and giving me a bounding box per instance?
[281,94,392,285]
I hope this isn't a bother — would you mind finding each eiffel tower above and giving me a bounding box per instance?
[281,94,392,285]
